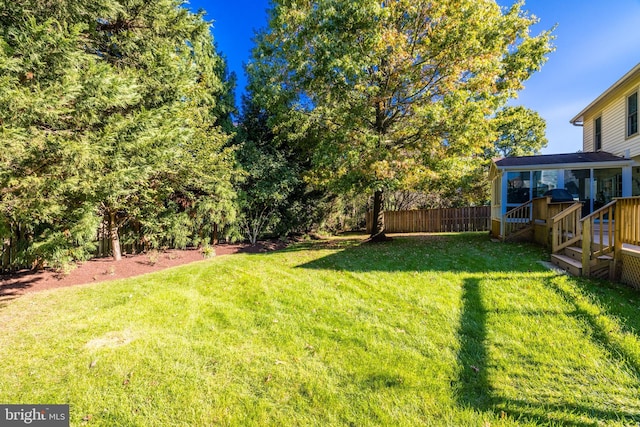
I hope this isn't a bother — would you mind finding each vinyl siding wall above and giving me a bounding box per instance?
[582,77,640,158]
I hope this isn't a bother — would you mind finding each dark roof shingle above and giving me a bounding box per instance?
[494,151,629,168]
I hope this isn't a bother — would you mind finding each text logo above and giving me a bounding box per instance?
[0,405,69,426]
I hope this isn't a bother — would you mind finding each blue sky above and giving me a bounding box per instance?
[187,0,640,155]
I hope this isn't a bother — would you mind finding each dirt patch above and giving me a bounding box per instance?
[0,241,287,303]
[85,330,137,350]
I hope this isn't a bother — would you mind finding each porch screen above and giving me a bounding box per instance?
[507,172,530,204]
[565,169,591,216]
[594,168,622,210]
[532,170,558,198]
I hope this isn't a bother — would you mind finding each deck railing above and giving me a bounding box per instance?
[580,200,616,277]
[500,195,640,279]
[550,202,583,253]
[502,199,533,239]
[616,197,640,246]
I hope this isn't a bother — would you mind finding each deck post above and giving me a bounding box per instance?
[612,201,623,280]
[582,219,591,277]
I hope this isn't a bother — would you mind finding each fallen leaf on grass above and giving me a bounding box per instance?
[123,371,134,386]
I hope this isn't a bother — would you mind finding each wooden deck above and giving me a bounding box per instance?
[502,196,640,283]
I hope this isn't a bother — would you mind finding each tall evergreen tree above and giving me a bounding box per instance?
[0,0,237,267]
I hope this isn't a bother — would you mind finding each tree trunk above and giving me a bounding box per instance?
[109,211,122,261]
[370,189,385,239]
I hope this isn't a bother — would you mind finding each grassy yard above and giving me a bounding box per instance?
[1,233,640,426]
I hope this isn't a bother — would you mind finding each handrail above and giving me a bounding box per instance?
[583,201,616,258]
[502,199,534,239]
[551,202,583,223]
[550,202,583,253]
[581,200,617,277]
[580,200,617,223]
[504,199,534,219]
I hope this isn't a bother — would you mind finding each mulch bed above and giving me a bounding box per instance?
[0,241,287,303]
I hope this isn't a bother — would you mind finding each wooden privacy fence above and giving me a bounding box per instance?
[366,206,490,234]
[2,217,219,271]
[1,219,146,272]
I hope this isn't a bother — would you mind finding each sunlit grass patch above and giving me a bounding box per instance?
[1,233,639,425]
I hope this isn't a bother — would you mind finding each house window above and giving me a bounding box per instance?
[594,116,602,150]
[627,92,638,137]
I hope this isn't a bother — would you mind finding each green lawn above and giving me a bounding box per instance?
[1,233,640,426]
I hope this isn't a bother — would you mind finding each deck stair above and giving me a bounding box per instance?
[551,243,613,278]
[549,200,618,279]
[551,245,583,276]
[503,221,533,241]
[504,196,640,283]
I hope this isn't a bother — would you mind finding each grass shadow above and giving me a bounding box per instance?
[297,232,547,274]
[454,277,491,409]
[495,398,640,426]
[455,276,640,425]
[297,233,640,424]
[0,270,44,303]
[544,274,640,384]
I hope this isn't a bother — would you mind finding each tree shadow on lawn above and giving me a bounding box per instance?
[546,275,640,375]
[297,233,640,425]
[458,276,640,426]
[295,232,547,273]
[0,271,45,304]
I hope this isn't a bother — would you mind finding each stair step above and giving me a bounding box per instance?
[551,254,582,276]
[563,246,582,261]
[591,264,611,280]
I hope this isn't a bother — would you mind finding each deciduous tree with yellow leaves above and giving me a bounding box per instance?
[251,0,554,239]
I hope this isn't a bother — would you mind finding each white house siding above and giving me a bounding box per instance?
[582,78,640,158]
